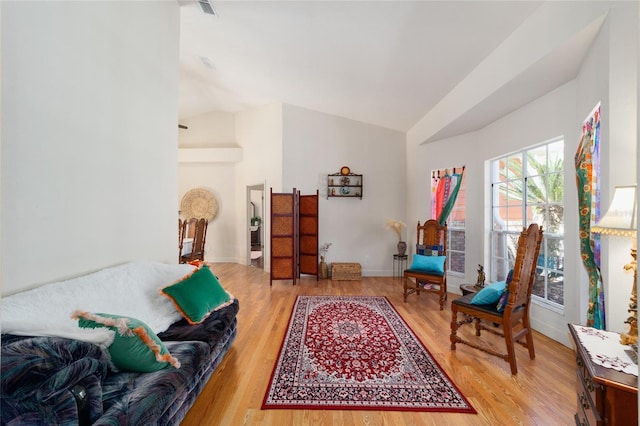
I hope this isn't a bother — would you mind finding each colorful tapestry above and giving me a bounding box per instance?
[262,296,476,413]
[431,167,465,225]
[574,105,604,329]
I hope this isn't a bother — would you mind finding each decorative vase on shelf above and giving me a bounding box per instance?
[319,256,329,279]
[397,241,407,256]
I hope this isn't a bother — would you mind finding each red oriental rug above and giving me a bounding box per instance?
[262,296,476,413]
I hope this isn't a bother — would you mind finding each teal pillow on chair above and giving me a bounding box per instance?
[409,254,446,275]
[470,281,506,305]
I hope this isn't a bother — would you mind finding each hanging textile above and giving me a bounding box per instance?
[574,106,605,329]
[430,166,465,225]
[434,171,448,220]
[431,172,438,220]
[437,168,464,226]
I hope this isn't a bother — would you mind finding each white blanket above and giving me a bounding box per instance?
[1,261,197,346]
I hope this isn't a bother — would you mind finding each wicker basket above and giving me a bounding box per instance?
[331,262,362,281]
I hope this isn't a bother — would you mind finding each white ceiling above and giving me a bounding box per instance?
[178,1,601,136]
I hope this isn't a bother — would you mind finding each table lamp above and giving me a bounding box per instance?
[591,185,637,346]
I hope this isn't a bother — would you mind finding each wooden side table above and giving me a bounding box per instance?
[460,283,482,296]
[393,254,408,279]
[569,324,638,425]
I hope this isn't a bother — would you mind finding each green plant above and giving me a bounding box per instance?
[498,153,564,234]
[251,216,262,226]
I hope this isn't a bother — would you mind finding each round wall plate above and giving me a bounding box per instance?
[340,166,351,175]
[180,188,218,221]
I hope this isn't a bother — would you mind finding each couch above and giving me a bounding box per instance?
[1,261,239,425]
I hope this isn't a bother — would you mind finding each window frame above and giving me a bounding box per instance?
[489,138,564,311]
[446,189,465,276]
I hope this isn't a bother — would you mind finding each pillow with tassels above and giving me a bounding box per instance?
[160,264,234,325]
[73,311,180,372]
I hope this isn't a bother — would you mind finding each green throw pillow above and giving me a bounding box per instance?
[470,281,506,305]
[161,265,233,325]
[73,311,180,372]
[409,254,446,275]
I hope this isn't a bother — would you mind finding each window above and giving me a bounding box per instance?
[431,169,465,275]
[490,139,564,309]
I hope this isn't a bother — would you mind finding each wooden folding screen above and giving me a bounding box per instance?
[298,191,319,277]
[270,189,297,284]
[270,188,318,285]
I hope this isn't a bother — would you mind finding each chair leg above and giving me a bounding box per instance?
[403,278,408,302]
[450,306,459,350]
[473,318,482,336]
[403,277,422,302]
[503,323,518,375]
[522,315,536,360]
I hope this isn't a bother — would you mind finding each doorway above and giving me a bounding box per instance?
[247,184,265,269]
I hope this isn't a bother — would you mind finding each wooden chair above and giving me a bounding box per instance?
[403,220,448,310]
[178,218,208,264]
[450,223,543,374]
[178,219,186,263]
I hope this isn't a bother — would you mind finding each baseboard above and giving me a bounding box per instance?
[530,318,571,347]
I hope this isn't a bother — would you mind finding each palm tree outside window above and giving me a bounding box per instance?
[490,139,564,309]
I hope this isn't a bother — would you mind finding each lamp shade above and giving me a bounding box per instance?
[591,185,637,237]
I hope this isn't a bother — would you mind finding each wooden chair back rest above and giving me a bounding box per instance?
[178,219,188,260]
[190,218,208,254]
[416,219,447,255]
[506,223,543,311]
[186,222,194,239]
[178,218,208,262]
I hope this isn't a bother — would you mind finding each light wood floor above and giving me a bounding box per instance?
[181,263,576,425]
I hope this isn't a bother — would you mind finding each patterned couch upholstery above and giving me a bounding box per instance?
[1,263,239,425]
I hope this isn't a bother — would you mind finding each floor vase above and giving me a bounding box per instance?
[319,256,329,279]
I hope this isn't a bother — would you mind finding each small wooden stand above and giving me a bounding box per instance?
[460,284,480,296]
[569,325,638,425]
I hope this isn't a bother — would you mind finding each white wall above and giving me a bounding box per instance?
[182,103,406,276]
[406,1,638,346]
[178,112,238,262]
[235,103,284,270]
[1,1,180,295]
[573,4,610,330]
[0,0,3,297]
[282,105,406,276]
[176,106,282,268]
[576,4,638,335]
[413,83,578,345]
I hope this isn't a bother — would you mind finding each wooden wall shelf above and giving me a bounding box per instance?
[327,171,362,199]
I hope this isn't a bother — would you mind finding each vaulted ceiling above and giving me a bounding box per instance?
[178,1,603,139]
